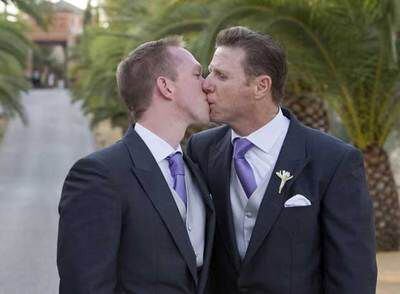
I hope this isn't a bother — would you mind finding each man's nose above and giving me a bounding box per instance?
[202,76,214,94]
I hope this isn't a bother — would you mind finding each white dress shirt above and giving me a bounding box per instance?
[230,108,290,259]
[134,123,205,266]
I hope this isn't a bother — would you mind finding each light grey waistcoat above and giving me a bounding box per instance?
[170,165,206,267]
[230,166,271,259]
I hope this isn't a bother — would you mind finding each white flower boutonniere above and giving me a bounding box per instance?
[276,170,293,194]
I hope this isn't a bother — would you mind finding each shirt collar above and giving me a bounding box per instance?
[231,107,288,154]
[135,123,182,163]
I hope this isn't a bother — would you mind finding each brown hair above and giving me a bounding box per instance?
[116,36,184,119]
[216,26,287,104]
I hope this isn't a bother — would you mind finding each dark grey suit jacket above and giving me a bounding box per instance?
[187,108,377,294]
[57,126,215,294]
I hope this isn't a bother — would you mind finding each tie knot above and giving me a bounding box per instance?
[233,138,254,159]
[167,152,185,175]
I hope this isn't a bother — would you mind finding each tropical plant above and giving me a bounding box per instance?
[73,0,400,249]
[1,0,46,27]
[0,18,30,121]
[0,0,48,122]
[148,0,332,133]
[286,0,400,251]
[192,0,400,250]
[70,0,212,131]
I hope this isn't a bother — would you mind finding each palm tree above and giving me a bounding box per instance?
[194,0,400,250]
[286,0,400,250]
[1,0,46,27]
[0,18,30,121]
[72,0,400,249]
[147,0,332,134]
[0,0,47,122]
[71,0,332,139]
[70,0,212,131]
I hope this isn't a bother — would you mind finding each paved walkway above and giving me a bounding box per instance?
[0,89,95,294]
[377,251,400,293]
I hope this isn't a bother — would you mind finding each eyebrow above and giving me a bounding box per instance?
[208,65,226,75]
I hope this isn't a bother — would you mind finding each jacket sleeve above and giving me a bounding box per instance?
[321,148,377,293]
[57,157,122,294]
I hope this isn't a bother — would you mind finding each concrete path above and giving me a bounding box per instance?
[0,89,95,294]
[377,251,400,294]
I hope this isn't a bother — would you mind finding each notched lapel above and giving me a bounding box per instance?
[184,154,214,213]
[123,126,198,284]
[242,157,310,266]
[184,155,216,289]
[209,130,241,271]
[242,109,310,267]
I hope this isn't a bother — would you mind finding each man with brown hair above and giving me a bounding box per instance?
[187,26,376,294]
[57,36,215,294]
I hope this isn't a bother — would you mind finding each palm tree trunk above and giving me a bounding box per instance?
[283,94,330,133]
[363,144,400,251]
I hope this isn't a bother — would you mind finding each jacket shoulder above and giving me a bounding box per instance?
[303,126,361,161]
[190,124,230,146]
[76,139,129,170]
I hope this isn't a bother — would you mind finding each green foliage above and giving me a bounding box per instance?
[0,0,49,122]
[2,0,49,28]
[72,0,400,150]
[177,0,400,149]
[71,0,214,129]
[0,18,31,122]
[70,27,128,129]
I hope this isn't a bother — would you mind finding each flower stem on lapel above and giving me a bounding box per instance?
[276,170,293,194]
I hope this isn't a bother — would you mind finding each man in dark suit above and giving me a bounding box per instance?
[187,26,377,294]
[57,36,215,294]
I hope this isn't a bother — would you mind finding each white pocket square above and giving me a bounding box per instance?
[284,194,311,207]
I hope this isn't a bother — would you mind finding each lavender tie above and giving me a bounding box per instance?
[233,138,257,198]
[167,152,187,206]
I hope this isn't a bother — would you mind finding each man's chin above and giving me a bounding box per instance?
[192,114,210,126]
[200,116,210,125]
[210,114,222,124]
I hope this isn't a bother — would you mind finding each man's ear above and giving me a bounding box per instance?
[156,76,175,100]
[254,74,272,100]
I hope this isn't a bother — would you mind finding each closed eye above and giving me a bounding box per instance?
[215,71,227,80]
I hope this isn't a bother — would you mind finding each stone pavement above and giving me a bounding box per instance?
[377,251,400,294]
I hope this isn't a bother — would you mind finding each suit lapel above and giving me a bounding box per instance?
[123,126,198,284]
[184,155,216,289]
[242,109,310,267]
[209,129,242,271]
[184,154,214,213]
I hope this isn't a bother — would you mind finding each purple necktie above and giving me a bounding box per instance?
[233,138,257,198]
[167,151,187,206]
